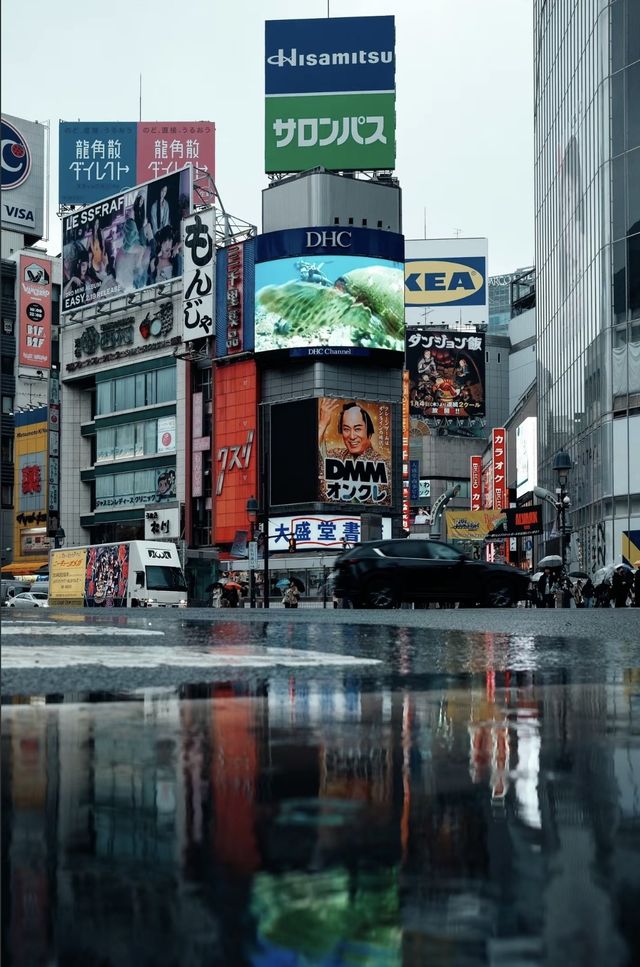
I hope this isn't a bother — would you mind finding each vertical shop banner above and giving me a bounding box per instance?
[213,360,258,545]
[470,455,482,510]
[59,121,215,206]
[226,243,244,353]
[18,255,52,369]
[402,371,410,528]
[318,398,392,507]
[265,16,396,172]
[492,428,507,510]
[182,207,215,341]
[156,415,176,453]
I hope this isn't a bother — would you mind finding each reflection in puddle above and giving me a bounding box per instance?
[2,667,640,965]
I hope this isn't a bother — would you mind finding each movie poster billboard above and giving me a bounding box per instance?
[265,16,396,173]
[61,167,192,314]
[1,114,46,238]
[255,226,404,354]
[59,121,215,207]
[84,543,129,607]
[406,328,485,419]
[318,398,392,506]
[18,255,52,369]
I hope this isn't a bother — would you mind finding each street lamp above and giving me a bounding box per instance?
[429,484,461,540]
[246,496,258,608]
[54,527,66,549]
[552,449,572,569]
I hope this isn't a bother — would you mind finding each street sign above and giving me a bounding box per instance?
[248,541,258,570]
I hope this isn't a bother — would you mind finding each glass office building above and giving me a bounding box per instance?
[534,0,640,569]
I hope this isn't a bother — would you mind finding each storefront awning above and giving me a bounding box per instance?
[1,558,49,577]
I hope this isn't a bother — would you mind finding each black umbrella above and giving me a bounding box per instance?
[289,576,306,593]
[206,581,225,592]
[569,570,589,579]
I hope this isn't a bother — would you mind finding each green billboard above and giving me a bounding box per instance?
[265,93,396,173]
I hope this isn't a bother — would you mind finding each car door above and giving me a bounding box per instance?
[419,541,467,601]
[386,540,448,601]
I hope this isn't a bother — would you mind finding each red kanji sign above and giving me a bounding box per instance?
[22,464,42,495]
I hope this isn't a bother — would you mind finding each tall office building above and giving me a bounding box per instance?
[534,0,640,569]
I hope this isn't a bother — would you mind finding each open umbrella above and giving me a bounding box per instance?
[538,554,563,569]
[593,566,613,586]
[223,581,243,590]
[289,576,305,593]
[275,578,291,591]
[530,572,544,583]
[569,570,589,579]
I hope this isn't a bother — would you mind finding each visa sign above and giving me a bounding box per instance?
[404,257,486,307]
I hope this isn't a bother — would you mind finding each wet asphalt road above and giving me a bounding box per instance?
[2,607,640,966]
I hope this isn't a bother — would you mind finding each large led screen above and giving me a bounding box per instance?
[255,226,404,354]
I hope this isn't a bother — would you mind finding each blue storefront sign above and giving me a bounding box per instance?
[409,460,420,501]
[59,122,137,206]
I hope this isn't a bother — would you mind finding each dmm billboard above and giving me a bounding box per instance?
[1,114,46,238]
[213,359,258,545]
[404,238,488,327]
[318,398,392,507]
[406,328,485,419]
[59,121,215,206]
[255,226,404,354]
[18,255,52,370]
[265,16,395,172]
[61,167,192,314]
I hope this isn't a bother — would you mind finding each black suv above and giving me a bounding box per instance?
[332,539,530,608]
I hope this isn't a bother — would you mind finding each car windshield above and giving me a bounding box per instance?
[145,566,187,592]
[32,593,48,599]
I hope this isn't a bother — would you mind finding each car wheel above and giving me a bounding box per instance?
[484,581,515,608]
[364,578,397,609]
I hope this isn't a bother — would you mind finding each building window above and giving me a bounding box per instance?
[1,356,14,376]
[96,366,176,416]
[2,396,13,414]
[1,483,13,508]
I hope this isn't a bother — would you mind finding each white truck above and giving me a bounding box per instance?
[49,541,188,608]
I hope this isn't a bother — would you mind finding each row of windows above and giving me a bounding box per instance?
[95,468,173,499]
[96,366,176,416]
[96,418,175,463]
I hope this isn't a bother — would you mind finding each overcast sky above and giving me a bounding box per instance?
[2,0,533,274]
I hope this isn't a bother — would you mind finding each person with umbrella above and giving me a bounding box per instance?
[581,576,594,607]
[611,565,632,608]
[537,566,558,608]
[282,579,301,609]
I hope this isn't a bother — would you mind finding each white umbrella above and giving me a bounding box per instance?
[538,555,563,569]
[530,572,544,583]
[593,566,613,586]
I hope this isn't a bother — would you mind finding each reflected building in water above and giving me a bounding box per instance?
[2,653,639,965]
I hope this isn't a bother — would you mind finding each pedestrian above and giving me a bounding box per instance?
[581,577,594,608]
[282,581,300,609]
[611,565,632,608]
[633,562,640,607]
[560,575,574,609]
[537,566,557,608]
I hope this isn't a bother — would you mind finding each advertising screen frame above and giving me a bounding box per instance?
[61,166,192,314]
[254,226,405,355]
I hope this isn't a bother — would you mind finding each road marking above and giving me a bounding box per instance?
[1,645,381,670]
[2,625,164,638]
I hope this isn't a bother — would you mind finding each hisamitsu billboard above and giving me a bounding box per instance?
[265,16,396,173]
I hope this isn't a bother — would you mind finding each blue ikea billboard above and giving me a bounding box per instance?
[265,16,395,95]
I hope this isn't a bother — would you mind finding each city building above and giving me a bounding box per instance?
[534,0,640,569]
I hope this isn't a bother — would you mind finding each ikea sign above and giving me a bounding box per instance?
[404,257,486,307]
